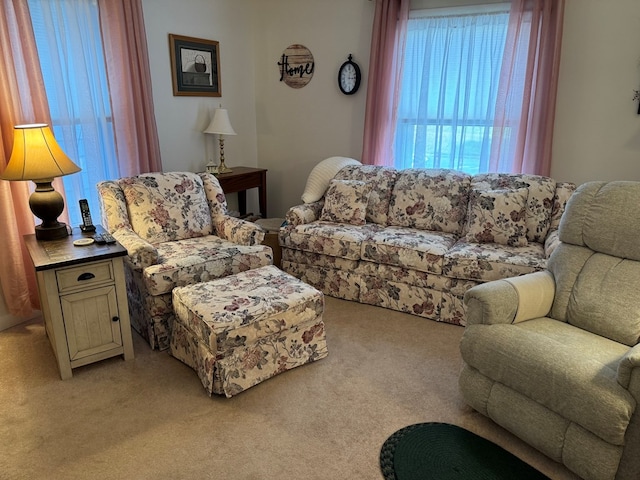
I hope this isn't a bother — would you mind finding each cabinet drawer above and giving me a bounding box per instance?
[56,261,114,294]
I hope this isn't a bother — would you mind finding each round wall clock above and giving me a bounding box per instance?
[338,54,361,95]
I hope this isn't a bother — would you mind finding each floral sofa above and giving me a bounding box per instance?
[279,165,576,326]
[97,171,272,350]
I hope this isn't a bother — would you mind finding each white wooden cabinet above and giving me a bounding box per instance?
[25,227,134,379]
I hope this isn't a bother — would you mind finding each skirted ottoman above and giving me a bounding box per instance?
[170,265,328,397]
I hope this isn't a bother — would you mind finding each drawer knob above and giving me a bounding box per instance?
[112,316,119,322]
[77,272,95,281]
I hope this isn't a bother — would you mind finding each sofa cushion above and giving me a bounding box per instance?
[471,173,556,243]
[334,164,398,225]
[464,188,529,247]
[143,236,272,296]
[320,179,371,226]
[361,226,458,275]
[460,318,634,446]
[120,172,212,244]
[280,222,373,261]
[388,169,471,234]
[444,239,546,282]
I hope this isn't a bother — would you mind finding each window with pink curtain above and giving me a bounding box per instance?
[0,0,160,319]
[367,0,564,176]
[27,0,162,227]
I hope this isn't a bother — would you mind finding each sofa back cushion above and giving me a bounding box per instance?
[388,169,471,234]
[119,172,213,244]
[333,164,398,225]
[471,173,556,243]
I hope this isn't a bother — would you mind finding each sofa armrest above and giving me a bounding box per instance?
[111,227,158,269]
[544,229,561,258]
[284,201,324,227]
[618,344,640,390]
[464,271,555,326]
[214,216,265,246]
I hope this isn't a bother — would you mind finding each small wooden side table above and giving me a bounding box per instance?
[24,226,134,379]
[216,166,268,218]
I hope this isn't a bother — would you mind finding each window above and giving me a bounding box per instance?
[394,4,511,174]
[28,0,120,227]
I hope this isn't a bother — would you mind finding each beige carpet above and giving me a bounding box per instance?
[0,297,581,480]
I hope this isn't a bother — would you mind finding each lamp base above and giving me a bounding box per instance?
[35,222,69,241]
[216,161,232,174]
[29,179,70,241]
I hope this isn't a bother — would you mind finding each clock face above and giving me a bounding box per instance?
[338,59,361,95]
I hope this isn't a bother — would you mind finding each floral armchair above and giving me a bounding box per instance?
[97,171,272,350]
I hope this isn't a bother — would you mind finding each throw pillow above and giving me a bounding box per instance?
[320,179,371,226]
[465,188,529,247]
[301,156,362,203]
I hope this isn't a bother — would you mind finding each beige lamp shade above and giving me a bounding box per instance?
[203,109,237,136]
[1,124,81,181]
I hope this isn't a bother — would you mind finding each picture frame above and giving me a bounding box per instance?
[169,34,221,97]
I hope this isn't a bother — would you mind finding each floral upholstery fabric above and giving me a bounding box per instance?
[361,226,458,275]
[144,236,272,296]
[550,181,577,230]
[120,172,213,244]
[334,164,398,225]
[443,239,546,282]
[97,171,272,351]
[320,179,371,225]
[280,165,575,327]
[472,173,557,243]
[464,188,529,247]
[199,172,228,219]
[170,266,328,397]
[97,180,132,232]
[281,221,374,260]
[388,169,471,234]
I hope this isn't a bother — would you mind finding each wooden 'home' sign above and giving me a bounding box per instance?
[277,44,314,88]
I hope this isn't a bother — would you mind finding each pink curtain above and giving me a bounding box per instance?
[0,0,49,316]
[361,0,409,166]
[490,0,565,176]
[98,0,162,176]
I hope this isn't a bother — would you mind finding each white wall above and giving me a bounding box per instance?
[552,0,640,184]
[251,0,375,216]
[142,0,259,212]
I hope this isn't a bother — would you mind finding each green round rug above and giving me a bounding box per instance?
[380,422,550,480]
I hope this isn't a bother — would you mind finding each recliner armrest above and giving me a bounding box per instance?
[214,216,265,246]
[618,344,640,391]
[111,227,158,269]
[464,271,555,326]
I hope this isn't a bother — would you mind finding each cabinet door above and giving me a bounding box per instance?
[61,285,123,361]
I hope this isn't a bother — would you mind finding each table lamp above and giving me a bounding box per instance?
[0,124,81,241]
[203,107,236,174]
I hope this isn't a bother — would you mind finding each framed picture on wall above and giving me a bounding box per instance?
[169,34,221,96]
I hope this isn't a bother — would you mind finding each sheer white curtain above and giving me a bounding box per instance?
[394,7,510,173]
[28,0,120,226]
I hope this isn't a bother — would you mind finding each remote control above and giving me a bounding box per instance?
[93,234,106,244]
[101,232,116,244]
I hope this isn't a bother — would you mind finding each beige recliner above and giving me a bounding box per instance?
[459,181,640,480]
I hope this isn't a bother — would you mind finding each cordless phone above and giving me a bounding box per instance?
[79,199,96,232]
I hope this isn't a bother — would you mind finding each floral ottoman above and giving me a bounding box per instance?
[170,265,328,397]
